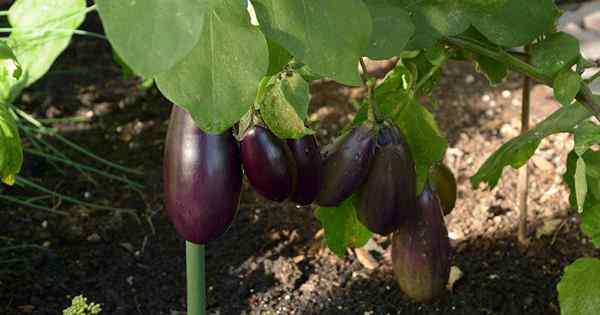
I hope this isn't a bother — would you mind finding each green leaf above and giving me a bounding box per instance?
[475,54,508,85]
[405,0,470,49]
[314,195,372,257]
[468,0,559,48]
[471,102,591,189]
[554,70,582,106]
[261,72,312,139]
[253,0,371,86]
[155,0,268,134]
[363,0,414,60]
[564,150,600,212]
[581,204,600,247]
[9,0,86,87]
[97,0,216,77]
[0,42,23,103]
[266,40,292,76]
[558,258,600,315]
[394,99,447,193]
[574,122,600,156]
[576,157,588,213]
[0,103,22,185]
[0,42,22,80]
[531,32,581,79]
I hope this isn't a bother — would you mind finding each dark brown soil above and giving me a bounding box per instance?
[1,14,599,315]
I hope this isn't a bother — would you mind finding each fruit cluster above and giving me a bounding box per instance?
[163,104,458,302]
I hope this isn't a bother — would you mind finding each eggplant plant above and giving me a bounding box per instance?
[3,0,600,314]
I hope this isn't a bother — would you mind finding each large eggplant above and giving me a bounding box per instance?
[287,135,322,205]
[391,185,451,303]
[241,125,295,202]
[429,162,457,215]
[316,121,376,207]
[357,126,416,235]
[163,105,242,244]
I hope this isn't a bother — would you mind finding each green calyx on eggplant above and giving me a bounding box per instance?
[429,162,457,215]
[392,184,451,303]
[316,121,377,207]
[287,135,323,205]
[357,123,417,235]
[240,125,296,202]
[163,105,242,244]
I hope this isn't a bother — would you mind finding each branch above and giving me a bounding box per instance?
[444,36,600,121]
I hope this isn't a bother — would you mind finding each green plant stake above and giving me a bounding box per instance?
[186,242,206,315]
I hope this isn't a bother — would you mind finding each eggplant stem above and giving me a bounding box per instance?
[517,44,532,247]
[186,242,206,315]
[359,57,384,123]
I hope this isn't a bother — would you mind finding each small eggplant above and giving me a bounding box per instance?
[429,162,457,215]
[287,135,322,205]
[357,126,416,235]
[163,105,242,244]
[391,185,451,303]
[316,121,376,207]
[240,125,295,202]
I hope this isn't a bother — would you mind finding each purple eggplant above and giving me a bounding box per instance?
[429,162,457,216]
[287,135,322,205]
[241,125,295,202]
[163,105,242,244]
[391,185,451,303]
[316,121,376,207]
[357,127,416,235]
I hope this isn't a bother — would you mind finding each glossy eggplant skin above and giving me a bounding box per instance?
[287,135,322,205]
[316,121,376,207]
[163,105,242,245]
[429,162,457,215]
[357,131,416,235]
[241,125,295,202]
[391,185,451,303]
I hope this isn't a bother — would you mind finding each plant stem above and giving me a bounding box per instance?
[584,69,600,84]
[517,45,531,246]
[358,57,383,123]
[444,36,600,120]
[186,242,206,315]
[415,56,447,92]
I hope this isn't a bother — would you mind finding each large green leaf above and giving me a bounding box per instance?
[471,102,591,189]
[155,0,268,134]
[261,72,312,139]
[315,195,372,257]
[252,0,371,86]
[394,99,447,193]
[97,0,215,77]
[363,0,414,60]
[8,0,86,88]
[531,32,581,79]
[581,204,600,247]
[468,0,559,48]
[558,258,600,315]
[400,0,470,49]
[266,40,292,76]
[0,103,22,185]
